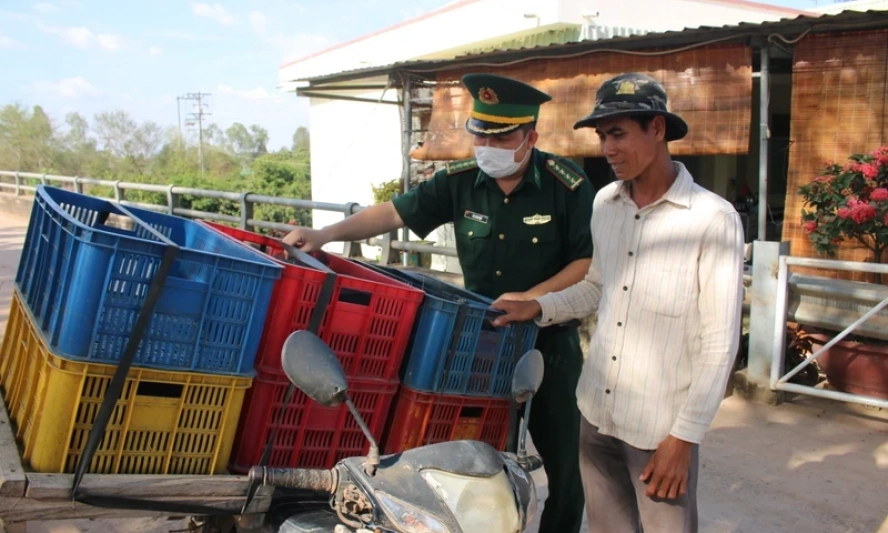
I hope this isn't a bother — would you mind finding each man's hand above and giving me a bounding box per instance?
[639,435,693,500]
[493,292,531,304]
[489,299,541,327]
[281,227,327,252]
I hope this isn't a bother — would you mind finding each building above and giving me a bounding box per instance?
[808,0,888,14]
[277,0,816,268]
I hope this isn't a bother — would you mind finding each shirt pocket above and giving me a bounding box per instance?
[456,216,492,241]
[514,220,558,248]
[637,259,696,317]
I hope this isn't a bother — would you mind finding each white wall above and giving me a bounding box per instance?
[279,0,562,85]
[308,91,402,256]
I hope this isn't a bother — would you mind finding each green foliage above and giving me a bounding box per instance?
[371,178,402,204]
[798,147,888,267]
[0,102,312,229]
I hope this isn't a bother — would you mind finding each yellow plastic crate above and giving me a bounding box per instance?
[0,289,252,475]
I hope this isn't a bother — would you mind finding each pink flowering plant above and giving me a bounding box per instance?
[799,147,888,271]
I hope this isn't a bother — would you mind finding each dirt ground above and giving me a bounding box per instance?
[0,208,886,533]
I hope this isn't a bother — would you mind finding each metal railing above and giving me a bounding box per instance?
[0,170,458,263]
[771,255,888,410]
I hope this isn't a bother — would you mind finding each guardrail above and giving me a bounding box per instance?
[771,256,888,410]
[0,170,458,263]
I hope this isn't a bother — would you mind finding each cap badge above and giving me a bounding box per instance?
[478,87,499,105]
[616,81,637,95]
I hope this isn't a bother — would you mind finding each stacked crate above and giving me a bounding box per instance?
[0,186,282,475]
[351,263,539,454]
[200,223,424,472]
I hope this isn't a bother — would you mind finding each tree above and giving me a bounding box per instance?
[93,110,163,176]
[250,125,269,155]
[29,106,55,170]
[292,127,310,155]
[56,112,99,176]
[0,103,56,171]
[225,123,254,159]
[0,97,314,231]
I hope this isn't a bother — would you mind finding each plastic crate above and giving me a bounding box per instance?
[15,186,282,375]
[354,262,539,397]
[0,289,251,475]
[382,385,512,455]
[200,222,424,381]
[229,370,397,472]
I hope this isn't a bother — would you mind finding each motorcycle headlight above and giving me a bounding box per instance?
[375,490,451,533]
[421,469,521,533]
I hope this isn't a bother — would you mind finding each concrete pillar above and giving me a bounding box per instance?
[735,240,789,404]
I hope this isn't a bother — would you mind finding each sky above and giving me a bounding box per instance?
[1,0,830,152]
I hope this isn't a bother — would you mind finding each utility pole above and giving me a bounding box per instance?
[176,96,183,147]
[179,92,212,178]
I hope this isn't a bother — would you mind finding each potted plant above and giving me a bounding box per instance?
[797,146,888,399]
[799,146,888,281]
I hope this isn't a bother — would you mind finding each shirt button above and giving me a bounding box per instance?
[468,231,474,236]
[503,198,510,204]
[496,270,502,276]
[612,356,617,361]
[623,286,628,291]
[532,237,538,244]
[606,389,611,394]
[499,234,505,240]
[635,215,641,220]
[617,322,623,327]
[628,251,634,257]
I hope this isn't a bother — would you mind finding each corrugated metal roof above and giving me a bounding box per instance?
[295,9,888,86]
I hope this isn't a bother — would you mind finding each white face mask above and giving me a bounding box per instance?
[474,134,531,179]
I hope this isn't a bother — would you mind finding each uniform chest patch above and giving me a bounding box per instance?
[523,214,552,225]
[464,210,489,224]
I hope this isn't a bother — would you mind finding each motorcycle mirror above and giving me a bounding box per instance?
[280,330,381,476]
[511,349,544,403]
[281,330,348,407]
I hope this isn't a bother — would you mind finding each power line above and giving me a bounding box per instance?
[179,92,212,178]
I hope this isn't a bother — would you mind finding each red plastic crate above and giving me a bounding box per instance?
[200,222,423,381]
[229,370,398,473]
[382,386,512,454]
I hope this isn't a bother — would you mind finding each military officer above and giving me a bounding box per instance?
[282,73,594,533]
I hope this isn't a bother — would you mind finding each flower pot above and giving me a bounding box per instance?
[808,333,888,400]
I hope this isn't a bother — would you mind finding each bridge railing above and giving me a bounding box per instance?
[0,170,457,263]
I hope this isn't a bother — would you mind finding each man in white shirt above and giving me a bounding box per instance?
[491,72,745,533]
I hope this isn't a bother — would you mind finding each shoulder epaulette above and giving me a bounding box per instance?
[446,158,478,176]
[545,158,584,191]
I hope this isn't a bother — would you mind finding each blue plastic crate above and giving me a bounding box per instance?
[15,186,282,375]
[353,262,539,397]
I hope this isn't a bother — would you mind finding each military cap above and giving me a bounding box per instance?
[462,73,552,136]
[573,72,688,141]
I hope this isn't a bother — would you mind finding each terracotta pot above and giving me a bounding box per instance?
[808,333,888,400]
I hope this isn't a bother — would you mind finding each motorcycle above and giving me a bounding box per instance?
[229,329,547,533]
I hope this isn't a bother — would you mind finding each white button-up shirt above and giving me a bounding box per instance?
[536,161,745,450]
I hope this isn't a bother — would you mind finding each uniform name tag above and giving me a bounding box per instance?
[464,210,489,224]
[523,214,552,225]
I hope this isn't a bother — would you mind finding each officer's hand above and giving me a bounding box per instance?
[282,227,327,252]
[493,292,530,304]
[489,299,541,327]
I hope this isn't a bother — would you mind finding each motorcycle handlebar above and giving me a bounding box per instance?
[525,455,544,472]
[248,466,336,492]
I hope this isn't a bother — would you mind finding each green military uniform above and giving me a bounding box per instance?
[391,73,594,533]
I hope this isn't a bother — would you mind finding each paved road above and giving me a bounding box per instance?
[0,209,886,533]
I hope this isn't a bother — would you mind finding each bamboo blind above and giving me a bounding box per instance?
[416,44,753,161]
[782,29,888,281]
